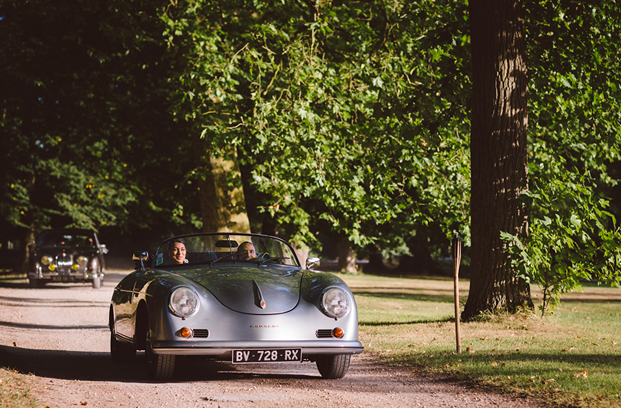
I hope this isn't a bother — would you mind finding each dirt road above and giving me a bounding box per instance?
[0,271,544,408]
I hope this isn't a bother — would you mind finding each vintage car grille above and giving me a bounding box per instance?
[193,329,210,338]
[57,253,73,273]
[316,329,334,338]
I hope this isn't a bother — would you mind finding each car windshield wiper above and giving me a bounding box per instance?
[257,257,289,266]
[209,253,237,266]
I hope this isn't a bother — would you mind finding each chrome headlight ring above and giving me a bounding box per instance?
[169,287,200,319]
[40,255,54,266]
[321,287,351,320]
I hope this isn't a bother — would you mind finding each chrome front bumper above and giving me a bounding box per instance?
[151,340,364,358]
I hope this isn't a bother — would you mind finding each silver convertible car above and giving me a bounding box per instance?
[109,233,363,380]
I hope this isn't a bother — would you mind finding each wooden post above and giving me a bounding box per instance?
[452,237,462,353]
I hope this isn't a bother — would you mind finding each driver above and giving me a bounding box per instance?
[169,239,188,265]
[237,241,257,260]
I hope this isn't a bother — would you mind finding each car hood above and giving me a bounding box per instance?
[183,266,304,315]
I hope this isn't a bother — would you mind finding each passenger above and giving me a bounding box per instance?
[169,239,188,265]
[237,241,257,260]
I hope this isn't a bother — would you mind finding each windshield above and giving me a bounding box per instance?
[154,233,300,268]
[36,230,97,248]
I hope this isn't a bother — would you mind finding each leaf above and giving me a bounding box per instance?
[572,370,588,378]
[570,214,581,229]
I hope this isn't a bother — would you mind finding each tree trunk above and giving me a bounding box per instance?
[462,0,532,320]
[337,242,357,274]
[20,225,35,274]
[363,245,389,274]
[193,137,251,233]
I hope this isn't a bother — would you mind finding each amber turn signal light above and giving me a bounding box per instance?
[332,327,344,338]
[180,327,193,338]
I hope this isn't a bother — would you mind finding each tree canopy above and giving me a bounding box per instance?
[0,0,202,246]
[2,0,620,316]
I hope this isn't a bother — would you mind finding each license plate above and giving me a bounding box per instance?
[232,349,302,364]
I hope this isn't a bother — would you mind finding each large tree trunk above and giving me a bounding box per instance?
[337,242,357,274]
[462,0,532,320]
[193,137,251,233]
[20,225,35,274]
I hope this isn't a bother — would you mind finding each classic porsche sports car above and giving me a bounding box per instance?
[109,233,363,380]
[28,228,108,288]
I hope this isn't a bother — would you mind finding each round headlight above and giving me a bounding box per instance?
[77,256,88,264]
[169,287,199,318]
[322,287,351,319]
[41,255,53,265]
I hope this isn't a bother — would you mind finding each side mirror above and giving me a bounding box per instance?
[306,257,320,271]
[132,252,151,270]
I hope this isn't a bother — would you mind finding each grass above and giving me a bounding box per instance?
[0,368,39,408]
[341,273,621,408]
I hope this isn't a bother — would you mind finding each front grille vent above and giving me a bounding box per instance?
[316,329,333,338]
[58,253,73,273]
[193,329,210,338]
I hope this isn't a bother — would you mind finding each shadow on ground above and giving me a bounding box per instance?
[0,345,320,383]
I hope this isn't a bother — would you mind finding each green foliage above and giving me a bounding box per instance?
[2,0,620,310]
[502,172,621,316]
[234,1,471,250]
[0,0,201,238]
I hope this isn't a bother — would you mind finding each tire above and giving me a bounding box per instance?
[146,341,175,380]
[92,276,101,289]
[316,354,351,379]
[110,332,136,363]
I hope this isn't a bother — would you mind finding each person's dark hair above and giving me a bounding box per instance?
[168,238,186,251]
[237,241,254,252]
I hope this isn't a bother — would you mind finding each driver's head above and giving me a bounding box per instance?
[169,239,187,265]
[237,241,257,260]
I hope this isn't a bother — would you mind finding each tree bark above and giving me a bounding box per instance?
[337,242,357,274]
[193,136,251,233]
[363,245,389,274]
[462,0,532,320]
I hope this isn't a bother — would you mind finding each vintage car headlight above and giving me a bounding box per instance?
[169,287,200,318]
[77,256,88,264]
[321,287,351,319]
[41,255,53,265]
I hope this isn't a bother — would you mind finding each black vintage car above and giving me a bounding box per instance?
[28,228,108,288]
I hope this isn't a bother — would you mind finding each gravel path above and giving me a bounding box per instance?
[0,271,545,408]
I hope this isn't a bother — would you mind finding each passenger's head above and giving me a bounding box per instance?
[169,239,187,265]
[237,241,257,260]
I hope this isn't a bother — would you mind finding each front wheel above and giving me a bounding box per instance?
[146,337,175,380]
[316,354,351,379]
[92,276,102,289]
